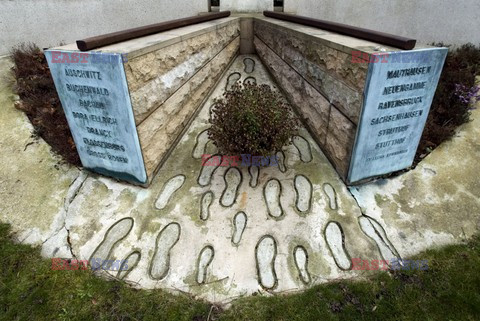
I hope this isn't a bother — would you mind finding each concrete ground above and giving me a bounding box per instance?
[0,55,479,304]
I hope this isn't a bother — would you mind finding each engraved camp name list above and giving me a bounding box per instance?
[45,51,147,184]
[348,48,448,183]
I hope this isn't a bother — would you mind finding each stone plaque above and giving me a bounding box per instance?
[348,48,448,183]
[45,50,147,184]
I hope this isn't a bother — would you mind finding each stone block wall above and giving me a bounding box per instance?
[122,20,240,178]
[220,0,273,12]
[254,17,371,178]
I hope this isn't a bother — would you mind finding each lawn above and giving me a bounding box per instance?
[0,223,479,321]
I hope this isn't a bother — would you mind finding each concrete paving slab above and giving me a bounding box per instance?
[350,100,480,258]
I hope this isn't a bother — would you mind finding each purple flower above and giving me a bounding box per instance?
[454,83,480,105]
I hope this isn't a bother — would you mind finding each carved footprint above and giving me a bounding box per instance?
[220,167,242,207]
[232,212,247,245]
[292,136,312,163]
[150,223,181,280]
[205,140,217,155]
[226,72,241,91]
[243,76,257,85]
[325,222,352,270]
[200,191,214,221]
[358,216,400,261]
[243,57,255,73]
[256,235,277,289]
[294,246,311,284]
[198,154,222,186]
[117,250,141,280]
[155,175,185,210]
[295,175,312,213]
[248,166,259,188]
[323,183,337,210]
[197,246,215,284]
[276,151,287,173]
[89,217,134,264]
[192,129,209,159]
[264,179,283,219]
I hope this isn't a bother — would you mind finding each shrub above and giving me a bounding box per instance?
[10,43,81,166]
[208,83,299,157]
[416,43,480,162]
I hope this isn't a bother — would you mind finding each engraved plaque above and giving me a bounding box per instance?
[45,50,147,184]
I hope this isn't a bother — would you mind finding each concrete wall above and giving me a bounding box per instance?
[284,0,480,46]
[0,0,208,56]
[221,0,272,12]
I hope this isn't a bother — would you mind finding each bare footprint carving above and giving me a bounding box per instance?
[198,154,222,186]
[117,250,141,280]
[200,191,214,221]
[243,76,257,85]
[89,217,134,263]
[155,175,186,210]
[150,222,181,280]
[197,245,215,284]
[325,222,352,270]
[192,129,209,159]
[248,166,259,188]
[220,167,242,207]
[226,72,241,91]
[358,216,400,261]
[294,246,311,284]
[264,179,283,219]
[276,151,287,173]
[256,235,277,289]
[293,136,312,163]
[294,175,312,213]
[323,183,337,210]
[232,212,247,245]
[243,57,255,73]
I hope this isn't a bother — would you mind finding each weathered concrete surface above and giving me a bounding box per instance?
[0,57,81,258]
[63,55,379,303]
[51,18,241,185]
[0,0,208,56]
[351,101,480,257]
[239,17,255,54]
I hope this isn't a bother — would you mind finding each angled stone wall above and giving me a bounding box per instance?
[220,0,273,12]
[48,17,241,185]
[253,17,446,183]
[0,0,208,56]
[125,18,241,180]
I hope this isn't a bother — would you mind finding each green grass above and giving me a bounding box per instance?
[1,223,479,321]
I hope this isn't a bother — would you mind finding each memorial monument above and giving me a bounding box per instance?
[45,11,447,186]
